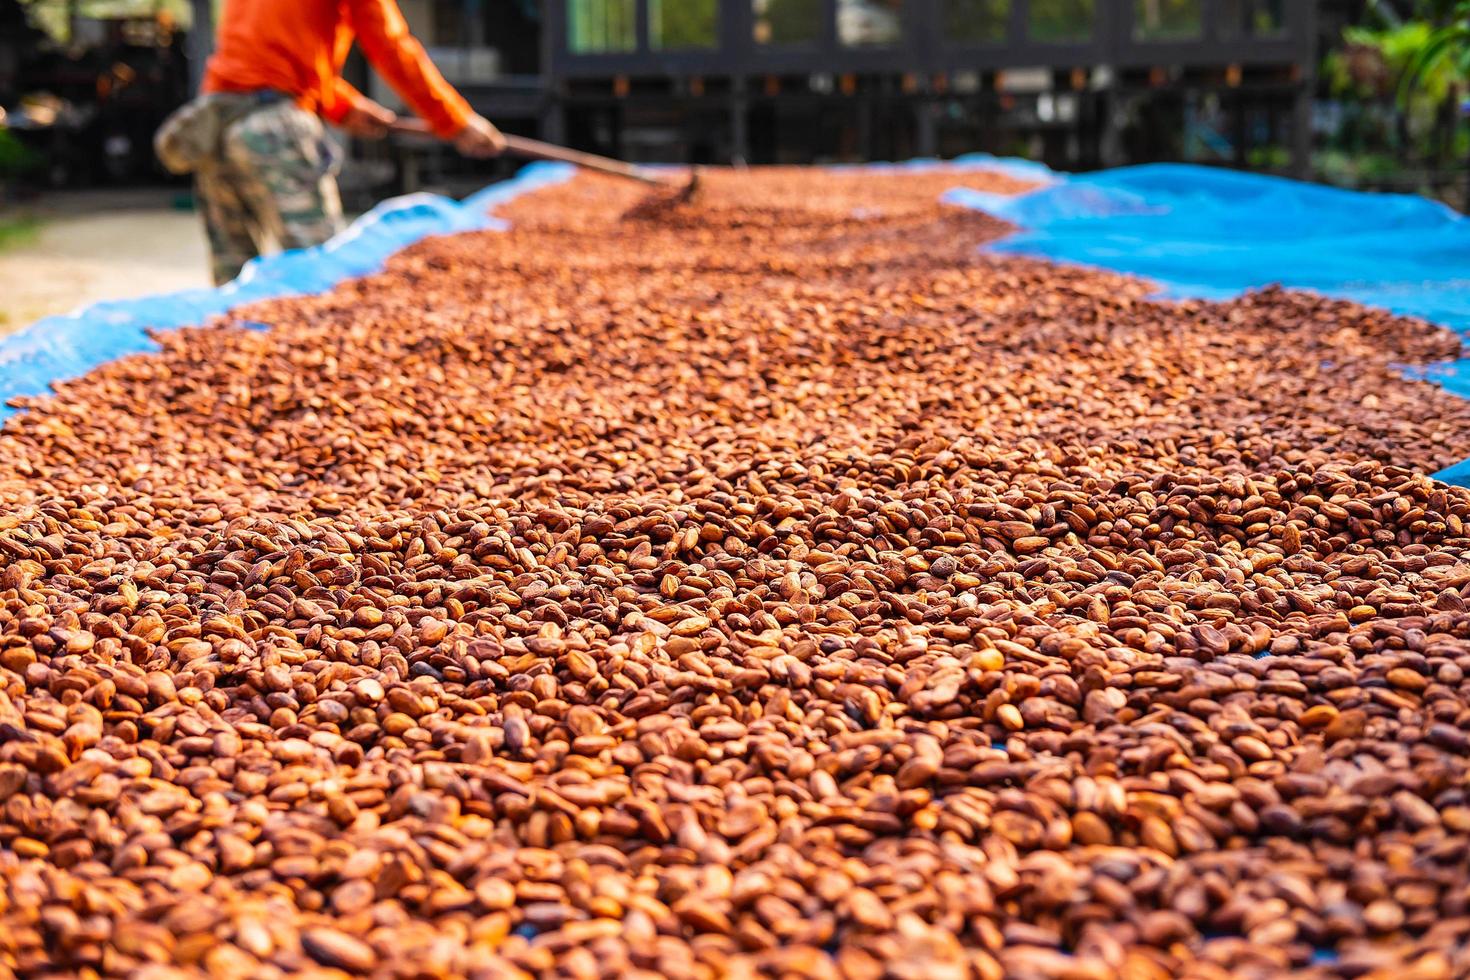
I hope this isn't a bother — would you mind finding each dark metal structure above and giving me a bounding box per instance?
[523,0,1316,175]
[182,1,1321,183]
[545,1,1312,78]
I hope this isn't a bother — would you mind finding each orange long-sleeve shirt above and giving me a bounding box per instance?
[202,0,472,138]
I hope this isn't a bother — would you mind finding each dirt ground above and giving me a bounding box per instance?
[0,188,209,335]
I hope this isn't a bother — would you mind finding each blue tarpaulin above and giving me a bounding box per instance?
[0,161,575,419]
[944,164,1470,329]
[3,157,1469,482]
[0,155,1033,418]
[944,163,1470,483]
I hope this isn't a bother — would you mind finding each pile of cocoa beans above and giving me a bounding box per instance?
[2,167,1469,979]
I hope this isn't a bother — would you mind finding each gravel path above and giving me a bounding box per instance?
[0,189,208,334]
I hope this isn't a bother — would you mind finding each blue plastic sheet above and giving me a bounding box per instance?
[0,154,1039,421]
[945,163,1470,483]
[0,161,574,419]
[944,163,1470,327]
[5,156,1470,483]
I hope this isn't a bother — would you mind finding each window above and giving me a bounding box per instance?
[944,0,1009,44]
[1029,0,1093,42]
[754,0,823,45]
[1134,0,1201,39]
[839,0,903,47]
[651,0,718,49]
[1221,0,1285,36]
[567,0,636,53]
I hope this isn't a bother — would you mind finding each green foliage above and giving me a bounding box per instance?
[1330,23,1437,98]
[1235,0,1286,35]
[945,0,1010,44]
[0,129,39,181]
[18,0,198,41]
[1135,0,1202,39]
[759,0,823,44]
[1317,148,1419,184]
[1341,2,1469,103]
[1324,0,1469,203]
[570,0,718,52]
[567,0,635,54]
[1397,1,1470,102]
[650,0,717,49]
[1029,0,1094,42]
[0,216,40,254]
[1245,145,1291,170]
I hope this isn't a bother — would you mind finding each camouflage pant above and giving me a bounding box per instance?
[195,99,344,285]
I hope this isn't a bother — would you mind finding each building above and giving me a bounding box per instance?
[201,1,1320,178]
[421,1,1313,176]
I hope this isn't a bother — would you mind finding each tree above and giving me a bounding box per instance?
[1397,0,1470,206]
[1398,0,1470,95]
[1330,0,1470,205]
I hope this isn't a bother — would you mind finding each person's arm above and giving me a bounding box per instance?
[323,76,397,138]
[344,0,473,139]
[323,77,366,125]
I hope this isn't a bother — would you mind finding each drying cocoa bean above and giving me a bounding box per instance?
[1,166,1468,978]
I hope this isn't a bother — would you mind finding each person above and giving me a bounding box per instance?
[156,0,506,285]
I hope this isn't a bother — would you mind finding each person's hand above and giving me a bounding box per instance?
[454,114,507,158]
[341,99,396,139]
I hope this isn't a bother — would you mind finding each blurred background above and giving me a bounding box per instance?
[0,1,1465,326]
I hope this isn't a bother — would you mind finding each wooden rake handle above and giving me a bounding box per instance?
[387,119,672,188]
